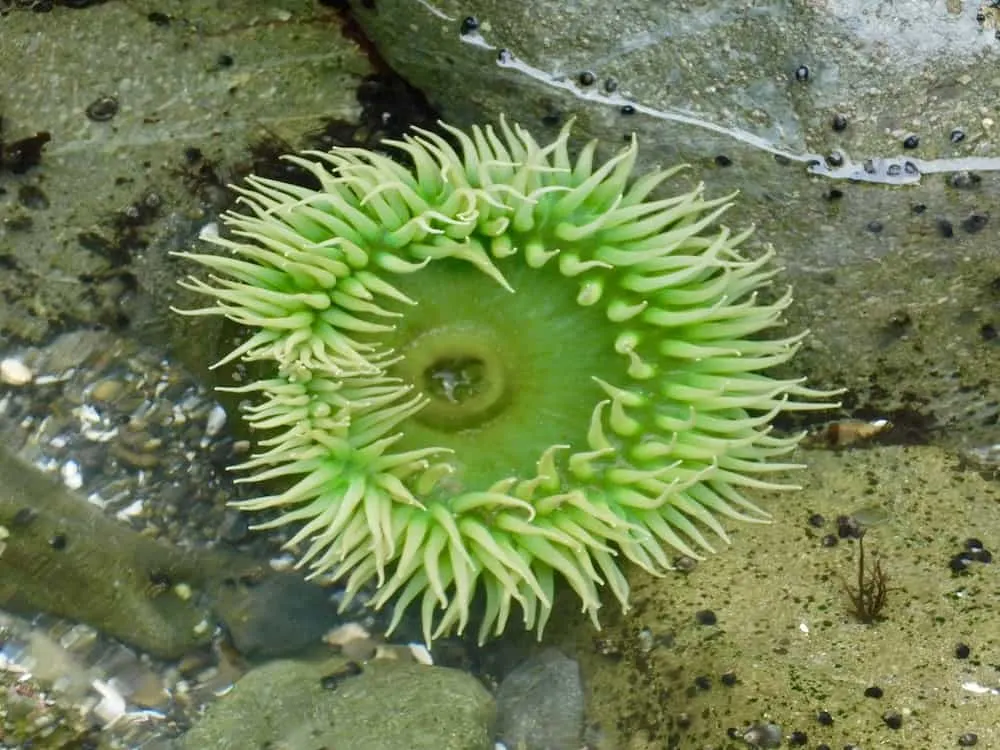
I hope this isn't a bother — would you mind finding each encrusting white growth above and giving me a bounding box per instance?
[173,117,838,644]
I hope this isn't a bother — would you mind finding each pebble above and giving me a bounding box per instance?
[325,622,372,647]
[0,357,33,386]
[0,330,276,746]
[407,643,434,665]
[695,609,718,625]
[89,378,124,402]
[173,582,193,600]
[60,459,83,490]
[211,572,340,658]
[204,404,227,437]
[743,722,782,748]
[495,649,585,750]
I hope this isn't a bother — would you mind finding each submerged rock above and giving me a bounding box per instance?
[495,648,585,750]
[180,658,496,750]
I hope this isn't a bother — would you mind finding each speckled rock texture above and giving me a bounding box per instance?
[0,0,373,355]
[179,658,496,750]
[350,0,1000,452]
[495,648,585,750]
[549,445,1000,749]
[3,3,1000,749]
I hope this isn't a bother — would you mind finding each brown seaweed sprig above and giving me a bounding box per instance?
[842,531,890,623]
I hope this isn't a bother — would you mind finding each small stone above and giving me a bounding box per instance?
[968,547,993,563]
[459,16,479,35]
[837,515,863,539]
[320,661,363,690]
[406,643,434,665]
[205,404,227,437]
[85,95,119,122]
[325,622,371,647]
[90,378,124,402]
[0,357,33,386]
[950,554,970,574]
[636,627,655,653]
[949,171,982,190]
[60,460,83,490]
[882,710,903,729]
[674,555,698,572]
[961,213,989,234]
[958,732,979,746]
[695,609,717,626]
[218,509,250,543]
[496,649,585,750]
[743,722,782,748]
[174,582,193,600]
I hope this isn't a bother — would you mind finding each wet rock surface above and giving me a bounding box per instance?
[554,445,1000,749]
[495,648,585,750]
[210,570,340,659]
[350,0,1000,452]
[3,2,1000,749]
[0,0,375,348]
[178,658,496,750]
[0,443,217,659]
[0,441,342,660]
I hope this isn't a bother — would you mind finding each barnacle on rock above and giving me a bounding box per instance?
[174,118,837,644]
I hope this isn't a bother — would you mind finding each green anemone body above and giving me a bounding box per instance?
[175,118,835,644]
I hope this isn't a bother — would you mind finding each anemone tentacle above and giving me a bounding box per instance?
[174,117,838,644]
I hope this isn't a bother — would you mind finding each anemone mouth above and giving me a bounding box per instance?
[379,256,624,492]
[173,117,839,645]
[408,342,507,431]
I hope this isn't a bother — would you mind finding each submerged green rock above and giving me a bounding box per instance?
[180,658,496,750]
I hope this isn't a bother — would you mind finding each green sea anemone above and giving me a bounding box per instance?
[174,118,836,644]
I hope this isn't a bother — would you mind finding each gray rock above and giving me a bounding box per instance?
[180,658,496,750]
[495,649,585,750]
[208,571,339,658]
[351,0,1000,453]
[0,0,373,347]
